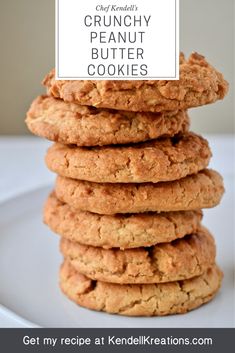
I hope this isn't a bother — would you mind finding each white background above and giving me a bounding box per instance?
[56,0,179,79]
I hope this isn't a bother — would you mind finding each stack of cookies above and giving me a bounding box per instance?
[26,53,228,316]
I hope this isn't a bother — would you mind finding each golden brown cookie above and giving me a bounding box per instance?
[46,133,211,183]
[44,192,203,249]
[60,260,223,316]
[43,53,228,112]
[26,96,189,146]
[55,169,224,214]
[60,226,216,284]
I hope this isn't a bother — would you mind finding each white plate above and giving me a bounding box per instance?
[0,181,234,328]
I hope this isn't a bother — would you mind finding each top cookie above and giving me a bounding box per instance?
[43,53,228,112]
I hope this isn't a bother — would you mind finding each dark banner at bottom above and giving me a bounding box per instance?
[0,328,234,353]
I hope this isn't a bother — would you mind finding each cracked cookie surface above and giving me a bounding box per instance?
[46,132,211,183]
[60,226,215,284]
[44,192,202,249]
[60,260,222,316]
[26,96,189,146]
[43,53,228,112]
[55,169,224,214]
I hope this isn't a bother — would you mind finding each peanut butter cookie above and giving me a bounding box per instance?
[55,169,224,214]
[44,192,202,249]
[26,96,189,146]
[43,53,228,112]
[46,133,211,183]
[60,260,222,316]
[60,226,216,284]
